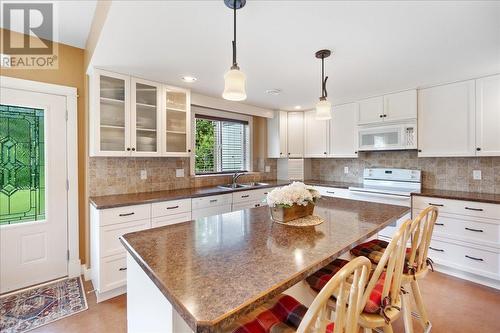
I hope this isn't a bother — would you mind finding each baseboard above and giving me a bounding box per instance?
[433,263,500,290]
[96,285,127,303]
[81,264,92,281]
[68,259,81,278]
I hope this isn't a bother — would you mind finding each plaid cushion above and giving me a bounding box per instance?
[305,259,387,314]
[230,294,334,333]
[350,239,416,273]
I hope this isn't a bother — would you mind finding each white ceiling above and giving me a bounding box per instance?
[1,0,97,49]
[91,0,500,110]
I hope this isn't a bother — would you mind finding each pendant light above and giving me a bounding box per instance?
[315,49,332,120]
[222,0,247,101]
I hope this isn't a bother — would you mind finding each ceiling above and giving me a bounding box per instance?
[90,0,500,110]
[1,0,97,49]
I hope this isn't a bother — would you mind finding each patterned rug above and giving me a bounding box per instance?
[0,277,88,333]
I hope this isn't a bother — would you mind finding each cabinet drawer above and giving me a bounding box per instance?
[100,219,150,258]
[428,239,499,277]
[415,209,500,246]
[152,211,191,228]
[100,254,127,293]
[192,204,232,219]
[232,188,269,204]
[191,194,232,210]
[232,201,266,212]
[152,199,191,218]
[100,204,151,226]
[313,186,350,199]
[413,196,500,220]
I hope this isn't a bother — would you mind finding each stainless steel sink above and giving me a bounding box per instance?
[217,184,249,189]
[243,182,269,187]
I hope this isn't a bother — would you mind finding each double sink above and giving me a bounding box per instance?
[217,182,269,190]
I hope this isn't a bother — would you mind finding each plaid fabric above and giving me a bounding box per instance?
[305,258,387,314]
[229,294,334,333]
[350,239,416,273]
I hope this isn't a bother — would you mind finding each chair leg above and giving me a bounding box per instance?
[401,288,414,333]
[382,325,394,333]
[363,328,372,333]
[410,280,430,330]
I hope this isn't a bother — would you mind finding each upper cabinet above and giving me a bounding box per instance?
[329,103,359,158]
[304,110,328,157]
[287,111,304,158]
[90,69,191,157]
[418,80,476,157]
[475,74,500,156]
[267,111,288,158]
[358,90,417,125]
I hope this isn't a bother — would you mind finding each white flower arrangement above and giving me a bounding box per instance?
[266,182,321,208]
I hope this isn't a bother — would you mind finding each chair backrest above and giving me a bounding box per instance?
[406,206,439,274]
[297,256,372,333]
[362,219,412,315]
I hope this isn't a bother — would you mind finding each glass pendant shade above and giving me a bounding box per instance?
[315,99,332,120]
[222,68,247,101]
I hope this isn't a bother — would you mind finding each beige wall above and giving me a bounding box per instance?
[1,29,88,263]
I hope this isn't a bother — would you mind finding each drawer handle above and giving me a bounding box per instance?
[465,255,484,262]
[326,191,335,194]
[209,199,218,203]
[166,205,179,210]
[119,212,135,217]
[465,227,483,233]
[435,223,444,226]
[264,192,268,195]
[119,267,127,271]
[241,195,250,198]
[429,247,444,252]
[429,203,444,207]
[465,207,483,212]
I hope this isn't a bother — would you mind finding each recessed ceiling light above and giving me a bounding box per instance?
[181,76,197,83]
[294,105,302,110]
[266,89,281,95]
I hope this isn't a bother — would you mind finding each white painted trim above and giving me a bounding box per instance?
[191,93,274,118]
[0,76,80,279]
[81,265,92,281]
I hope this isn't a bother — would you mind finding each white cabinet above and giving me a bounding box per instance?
[304,110,328,158]
[475,74,500,156]
[329,103,358,157]
[90,69,191,157]
[417,80,476,157]
[267,111,288,158]
[191,194,233,219]
[231,188,270,211]
[287,111,304,158]
[358,90,417,125]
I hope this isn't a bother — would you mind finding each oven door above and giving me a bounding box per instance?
[348,189,410,207]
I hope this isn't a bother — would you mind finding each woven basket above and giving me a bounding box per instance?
[270,202,315,223]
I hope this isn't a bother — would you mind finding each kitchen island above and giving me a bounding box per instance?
[120,197,408,333]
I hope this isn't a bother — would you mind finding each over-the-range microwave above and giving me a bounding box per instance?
[358,122,417,151]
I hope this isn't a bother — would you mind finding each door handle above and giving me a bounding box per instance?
[166,206,179,210]
[465,227,483,233]
[209,199,218,203]
[119,212,135,217]
[119,267,127,271]
[435,223,444,226]
[429,247,444,252]
[241,195,250,198]
[465,207,483,212]
[326,191,335,194]
[465,255,483,262]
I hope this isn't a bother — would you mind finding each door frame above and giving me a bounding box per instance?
[0,75,80,278]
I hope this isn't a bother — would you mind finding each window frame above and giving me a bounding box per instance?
[190,106,253,176]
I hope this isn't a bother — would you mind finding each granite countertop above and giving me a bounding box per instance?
[120,198,409,333]
[412,188,500,204]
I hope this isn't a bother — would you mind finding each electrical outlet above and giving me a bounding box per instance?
[344,166,349,174]
[265,165,271,172]
[473,170,482,180]
[140,170,147,180]
[176,169,184,178]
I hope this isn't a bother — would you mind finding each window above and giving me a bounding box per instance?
[195,114,250,174]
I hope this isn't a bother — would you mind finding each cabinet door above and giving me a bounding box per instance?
[418,80,476,157]
[163,86,191,156]
[304,110,328,157]
[267,111,287,158]
[131,78,161,156]
[287,111,304,158]
[358,96,384,125]
[329,103,358,157]
[92,70,131,156]
[475,74,500,156]
[383,90,417,122]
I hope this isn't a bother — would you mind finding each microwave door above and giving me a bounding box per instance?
[358,126,404,151]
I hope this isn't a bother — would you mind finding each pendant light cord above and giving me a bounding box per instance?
[321,56,328,99]
[232,0,238,69]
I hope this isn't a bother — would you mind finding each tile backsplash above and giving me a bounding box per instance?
[311,151,500,194]
[88,157,277,197]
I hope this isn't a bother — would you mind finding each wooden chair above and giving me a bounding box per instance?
[225,256,372,333]
[305,219,412,333]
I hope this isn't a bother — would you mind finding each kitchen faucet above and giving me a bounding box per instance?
[232,172,245,187]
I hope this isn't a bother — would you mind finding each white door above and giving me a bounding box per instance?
[287,111,304,158]
[358,96,384,125]
[418,80,476,157]
[475,74,500,156]
[383,90,417,122]
[304,110,328,158]
[330,103,359,158]
[0,88,68,293]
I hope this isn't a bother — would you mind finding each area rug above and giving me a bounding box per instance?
[0,277,88,333]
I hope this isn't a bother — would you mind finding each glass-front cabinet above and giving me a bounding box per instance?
[163,86,191,156]
[90,69,190,157]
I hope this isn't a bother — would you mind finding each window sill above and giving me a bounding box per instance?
[193,171,260,178]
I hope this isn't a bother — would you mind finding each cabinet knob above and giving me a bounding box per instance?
[354,151,358,154]
[418,149,422,153]
[383,114,387,118]
[476,147,481,151]
[131,148,136,151]
[280,152,282,155]
[324,152,327,154]
[379,115,383,118]
[126,147,131,151]
[188,149,191,152]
